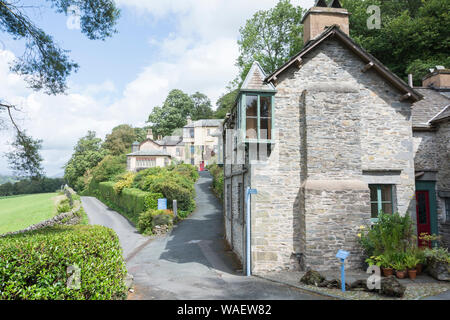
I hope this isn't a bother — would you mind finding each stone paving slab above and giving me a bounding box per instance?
[256,270,450,300]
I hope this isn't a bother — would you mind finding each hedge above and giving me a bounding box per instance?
[0,225,127,300]
[97,182,162,225]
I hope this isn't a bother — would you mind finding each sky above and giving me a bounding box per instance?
[0,0,315,177]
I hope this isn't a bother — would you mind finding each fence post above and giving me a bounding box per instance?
[173,199,178,218]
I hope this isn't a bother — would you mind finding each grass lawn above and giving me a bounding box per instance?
[0,193,59,234]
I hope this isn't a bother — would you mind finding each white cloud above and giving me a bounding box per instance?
[0,0,316,177]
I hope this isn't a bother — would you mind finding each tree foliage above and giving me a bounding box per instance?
[102,124,138,156]
[341,0,450,84]
[0,177,64,196]
[6,130,44,179]
[147,89,218,137]
[214,89,239,119]
[64,131,107,191]
[190,92,214,120]
[237,0,305,80]
[0,0,120,94]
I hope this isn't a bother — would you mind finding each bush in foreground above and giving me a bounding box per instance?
[0,225,127,300]
[137,209,174,235]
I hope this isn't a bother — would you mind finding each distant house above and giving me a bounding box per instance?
[127,118,223,172]
[127,129,175,172]
[182,117,222,170]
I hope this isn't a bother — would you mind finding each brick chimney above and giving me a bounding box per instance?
[422,66,450,89]
[187,115,192,125]
[147,128,153,140]
[301,0,350,44]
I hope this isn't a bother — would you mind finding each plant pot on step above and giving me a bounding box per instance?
[382,267,394,277]
[408,269,417,280]
[416,263,423,275]
[396,270,407,279]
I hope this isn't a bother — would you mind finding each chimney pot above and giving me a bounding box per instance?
[147,128,153,140]
[302,1,349,44]
[422,66,450,89]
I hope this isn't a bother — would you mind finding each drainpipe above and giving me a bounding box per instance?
[246,186,257,276]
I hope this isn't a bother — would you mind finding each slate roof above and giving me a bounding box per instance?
[184,119,223,128]
[241,61,276,92]
[127,150,171,157]
[264,25,422,102]
[412,88,450,128]
[156,136,184,146]
[429,104,450,124]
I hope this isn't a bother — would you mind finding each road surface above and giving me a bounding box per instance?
[82,171,325,300]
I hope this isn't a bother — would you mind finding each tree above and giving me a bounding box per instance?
[147,89,195,137]
[190,92,214,120]
[6,130,44,179]
[0,0,119,177]
[102,124,137,156]
[64,131,107,191]
[237,0,306,81]
[341,0,450,83]
[214,89,239,119]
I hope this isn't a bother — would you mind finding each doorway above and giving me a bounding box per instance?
[415,181,438,247]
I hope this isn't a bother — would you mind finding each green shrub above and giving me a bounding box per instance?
[144,192,164,210]
[208,164,223,202]
[97,182,161,225]
[149,179,195,212]
[90,154,127,184]
[132,167,166,189]
[113,172,135,194]
[169,164,199,183]
[56,198,71,213]
[0,225,127,300]
[137,209,174,235]
[359,212,414,257]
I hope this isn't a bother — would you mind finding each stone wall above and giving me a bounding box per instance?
[413,131,438,171]
[0,203,82,237]
[250,38,415,272]
[436,121,450,248]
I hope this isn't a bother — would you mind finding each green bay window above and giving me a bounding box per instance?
[240,92,274,142]
[369,184,394,222]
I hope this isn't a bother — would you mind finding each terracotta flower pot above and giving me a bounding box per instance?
[396,270,407,279]
[408,269,417,280]
[416,263,423,275]
[382,267,394,277]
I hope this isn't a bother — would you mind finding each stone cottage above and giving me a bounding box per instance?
[222,0,425,273]
[412,67,450,248]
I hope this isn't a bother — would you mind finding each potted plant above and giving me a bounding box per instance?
[366,254,394,277]
[392,253,407,279]
[405,253,420,280]
[414,248,426,275]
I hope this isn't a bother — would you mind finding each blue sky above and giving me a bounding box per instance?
[0,0,314,177]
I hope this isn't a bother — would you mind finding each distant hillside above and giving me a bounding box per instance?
[0,175,18,185]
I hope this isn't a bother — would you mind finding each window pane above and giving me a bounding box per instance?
[246,95,257,117]
[371,203,379,218]
[382,202,393,214]
[260,117,272,140]
[369,185,378,202]
[381,185,392,202]
[246,117,257,139]
[260,96,272,118]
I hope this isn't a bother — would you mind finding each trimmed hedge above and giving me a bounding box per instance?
[0,225,127,300]
[97,182,162,225]
[208,164,224,202]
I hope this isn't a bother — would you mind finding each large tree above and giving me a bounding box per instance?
[147,89,195,137]
[214,89,239,119]
[102,124,137,156]
[0,0,120,177]
[341,0,450,83]
[236,0,449,86]
[237,0,305,80]
[64,131,107,191]
[190,92,214,120]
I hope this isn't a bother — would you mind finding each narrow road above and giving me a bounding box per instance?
[82,171,324,300]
